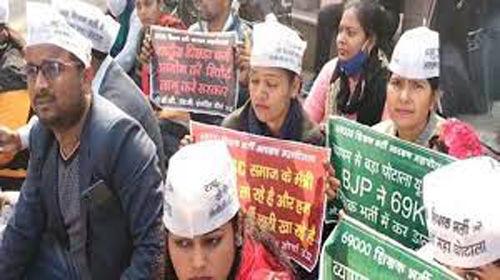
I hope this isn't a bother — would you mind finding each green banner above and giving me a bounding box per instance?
[326,117,455,249]
[320,216,460,280]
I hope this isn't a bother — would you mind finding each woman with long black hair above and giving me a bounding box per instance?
[304,0,391,127]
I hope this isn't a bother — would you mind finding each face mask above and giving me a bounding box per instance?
[337,41,370,76]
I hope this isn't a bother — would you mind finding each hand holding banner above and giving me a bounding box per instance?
[327,117,455,249]
[151,27,238,116]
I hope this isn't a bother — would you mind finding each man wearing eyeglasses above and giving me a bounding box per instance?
[0,0,166,175]
[0,3,164,279]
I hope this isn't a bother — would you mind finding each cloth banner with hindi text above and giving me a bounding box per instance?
[191,121,331,271]
[150,27,238,116]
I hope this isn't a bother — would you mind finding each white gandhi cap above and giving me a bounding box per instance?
[0,0,8,24]
[53,0,120,54]
[251,13,307,75]
[389,26,439,80]
[423,156,500,268]
[26,1,92,68]
[163,141,240,238]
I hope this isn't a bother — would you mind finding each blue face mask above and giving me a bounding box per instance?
[338,51,369,76]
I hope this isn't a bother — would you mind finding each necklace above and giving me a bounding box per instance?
[60,141,81,161]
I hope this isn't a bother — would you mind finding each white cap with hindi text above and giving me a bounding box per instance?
[26,1,92,67]
[423,156,500,268]
[0,0,8,24]
[53,0,120,54]
[163,141,240,239]
[251,13,307,75]
[389,26,439,79]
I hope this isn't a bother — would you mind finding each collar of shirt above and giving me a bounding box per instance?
[91,55,114,95]
[415,112,440,146]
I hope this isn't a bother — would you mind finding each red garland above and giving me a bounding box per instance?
[439,118,483,159]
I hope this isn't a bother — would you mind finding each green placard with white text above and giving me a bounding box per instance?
[326,117,455,249]
[319,216,460,280]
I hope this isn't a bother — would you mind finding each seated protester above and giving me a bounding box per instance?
[222,14,321,146]
[58,0,166,172]
[163,141,294,279]
[189,0,253,125]
[132,0,190,168]
[0,3,164,278]
[0,0,166,175]
[0,0,26,92]
[373,27,483,158]
[421,156,500,280]
[304,0,390,127]
[221,14,340,277]
[133,0,185,94]
[312,0,401,78]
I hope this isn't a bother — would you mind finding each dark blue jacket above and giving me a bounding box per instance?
[98,57,166,176]
[0,95,164,279]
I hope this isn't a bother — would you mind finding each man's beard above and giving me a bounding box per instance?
[36,90,88,131]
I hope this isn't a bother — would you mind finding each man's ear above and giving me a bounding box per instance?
[82,67,94,93]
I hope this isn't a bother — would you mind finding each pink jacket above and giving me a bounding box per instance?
[303,58,338,124]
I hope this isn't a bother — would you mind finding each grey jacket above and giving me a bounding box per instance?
[98,58,166,175]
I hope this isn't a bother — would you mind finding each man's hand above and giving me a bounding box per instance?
[180,134,194,148]
[325,162,340,201]
[236,43,251,86]
[0,126,22,167]
[137,29,154,68]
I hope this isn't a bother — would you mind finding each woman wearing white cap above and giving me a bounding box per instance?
[422,156,500,279]
[303,0,390,127]
[163,141,294,279]
[373,27,483,159]
[220,14,340,278]
[0,0,26,92]
[222,14,323,145]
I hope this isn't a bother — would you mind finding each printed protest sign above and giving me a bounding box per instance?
[327,117,455,249]
[191,121,330,271]
[319,215,461,280]
[150,27,238,116]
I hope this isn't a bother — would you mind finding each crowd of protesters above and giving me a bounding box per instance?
[0,0,498,279]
